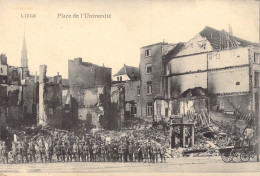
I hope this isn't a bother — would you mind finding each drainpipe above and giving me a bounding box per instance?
[256,87,260,162]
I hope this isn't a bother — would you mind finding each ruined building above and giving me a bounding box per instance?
[162,26,260,126]
[0,33,38,129]
[38,66,70,128]
[111,64,140,128]
[68,58,111,129]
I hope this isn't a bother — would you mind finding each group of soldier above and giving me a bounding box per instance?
[0,134,167,164]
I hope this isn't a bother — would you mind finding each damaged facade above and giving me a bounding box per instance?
[68,58,111,129]
[162,26,260,127]
[111,64,140,129]
[0,33,38,129]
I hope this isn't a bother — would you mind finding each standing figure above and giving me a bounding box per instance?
[100,143,106,162]
[133,142,140,162]
[72,143,78,162]
[141,142,148,163]
[160,145,166,163]
[28,141,36,163]
[128,141,134,162]
[118,141,124,162]
[2,141,8,164]
[12,142,17,164]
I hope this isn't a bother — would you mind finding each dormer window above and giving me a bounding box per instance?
[117,76,122,82]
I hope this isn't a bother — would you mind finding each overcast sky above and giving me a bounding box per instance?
[0,0,259,78]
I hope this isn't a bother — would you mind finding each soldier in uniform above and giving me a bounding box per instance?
[113,142,119,162]
[156,144,160,163]
[48,141,53,162]
[67,142,73,162]
[89,142,94,162]
[141,142,148,163]
[12,142,17,163]
[83,142,89,162]
[151,142,157,163]
[147,141,152,163]
[118,141,123,162]
[128,141,134,162]
[123,141,128,162]
[93,142,99,162]
[72,142,78,162]
[61,142,66,162]
[22,141,28,163]
[101,143,107,162]
[56,142,61,162]
[133,142,140,162]
[28,141,36,163]
[160,145,166,163]
[106,143,112,162]
[2,141,8,164]
[78,142,84,162]
[39,139,45,163]
[0,141,2,163]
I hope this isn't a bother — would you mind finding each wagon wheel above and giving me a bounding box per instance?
[240,151,250,162]
[230,150,241,163]
[221,152,232,163]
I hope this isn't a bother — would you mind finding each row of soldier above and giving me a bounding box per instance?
[0,136,167,164]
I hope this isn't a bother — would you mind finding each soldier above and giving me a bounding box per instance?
[128,141,134,162]
[12,142,17,164]
[28,141,36,163]
[67,142,73,162]
[151,143,157,163]
[48,141,53,163]
[78,142,84,162]
[133,142,140,162]
[147,141,152,162]
[160,145,166,163]
[56,142,61,162]
[155,144,160,163]
[0,141,2,163]
[123,141,128,162]
[39,139,45,163]
[72,142,78,162]
[17,141,23,163]
[61,142,66,162]
[83,142,89,162]
[22,141,28,163]
[100,143,106,162]
[2,141,8,164]
[89,142,94,162]
[106,143,112,162]
[93,142,99,162]
[141,142,148,163]
[118,141,124,162]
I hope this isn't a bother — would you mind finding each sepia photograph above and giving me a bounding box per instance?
[0,0,259,175]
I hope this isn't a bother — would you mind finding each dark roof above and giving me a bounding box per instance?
[200,26,260,50]
[164,26,260,61]
[179,87,207,99]
[114,65,140,80]
[163,42,185,63]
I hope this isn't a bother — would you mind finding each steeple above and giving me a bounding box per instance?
[21,32,28,68]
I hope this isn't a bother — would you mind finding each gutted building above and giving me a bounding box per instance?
[163,26,260,125]
[111,64,140,128]
[68,58,112,129]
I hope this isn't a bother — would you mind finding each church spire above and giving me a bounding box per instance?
[21,32,28,68]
